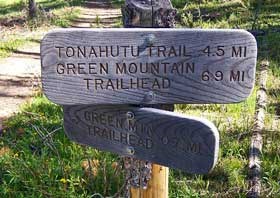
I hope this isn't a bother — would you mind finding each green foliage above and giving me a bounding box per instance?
[20,0,82,29]
[180,11,195,28]
[1,0,280,197]
[112,18,123,28]
[0,0,83,58]
[38,0,85,10]
[92,15,101,27]
[174,95,255,197]
[50,8,80,28]
[0,95,124,197]
[0,38,26,58]
[0,0,25,15]
[111,0,125,8]
[175,1,280,197]
[171,0,187,9]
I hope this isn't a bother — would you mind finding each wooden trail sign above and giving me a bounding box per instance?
[63,105,219,174]
[41,28,257,105]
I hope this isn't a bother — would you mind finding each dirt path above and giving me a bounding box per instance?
[71,0,121,28]
[0,0,121,130]
[0,42,41,129]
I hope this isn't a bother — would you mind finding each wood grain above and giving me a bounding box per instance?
[122,2,175,196]
[63,105,219,173]
[130,164,169,197]
[41,28,257,105]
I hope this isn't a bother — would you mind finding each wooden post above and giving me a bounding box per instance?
[130,164,169,198]
[122,0,176,197]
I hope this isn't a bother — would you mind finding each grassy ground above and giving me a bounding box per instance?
[172,0,280,197]
[0,95,124,197]
[0,0,84,58]
[0,0,280,197]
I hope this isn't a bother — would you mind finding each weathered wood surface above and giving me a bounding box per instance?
[122,1,174,196]
[122,0,176,27]
[63,105,219,173]
[247,61,269,198]
[41,28,257,105]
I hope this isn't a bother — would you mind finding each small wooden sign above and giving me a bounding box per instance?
[41,28,257,105]
[63,105,219,173]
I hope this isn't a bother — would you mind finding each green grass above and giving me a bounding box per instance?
[0,0,25,16]
[1,0,280,197]
[48,7,80,28]
[0,0,84,58]
[0,95,124,197]
[178,0,280,29]
[0,38,26,58]
[0,92,258,197]
[173,90,257,197]
[111,0,124,8]
[173,0,280,197]
[0,0,85,17]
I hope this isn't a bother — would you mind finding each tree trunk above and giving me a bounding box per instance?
[29,0,37,19]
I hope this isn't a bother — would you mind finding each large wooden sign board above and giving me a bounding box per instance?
[63,105,219,174]
[41,28,257,105]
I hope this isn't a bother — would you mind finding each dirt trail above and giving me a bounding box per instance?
[0,42,41,129]
[71,0,121,28]
[0,0,121,131]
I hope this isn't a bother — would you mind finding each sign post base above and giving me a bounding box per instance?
[131,164,169,198]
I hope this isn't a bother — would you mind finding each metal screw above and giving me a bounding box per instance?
[127,146,135,155]
[126,111,135,120]
[162,136,168,145]
[146,91,154,101]
[146,34,155,46]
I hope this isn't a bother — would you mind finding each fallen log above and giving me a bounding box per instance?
[247,60,269,198]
